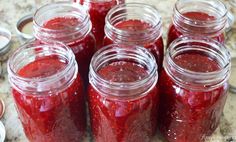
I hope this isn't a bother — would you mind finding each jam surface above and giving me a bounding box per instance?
[158,52,228,142]
[89,61,159,142]
[79,0,118,48]
[43,17,95,87]
[103,19,164,73]
[13,56,86,142]
[167,12,225,46]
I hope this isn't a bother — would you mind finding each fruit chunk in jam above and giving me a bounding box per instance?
[89,61,159,142]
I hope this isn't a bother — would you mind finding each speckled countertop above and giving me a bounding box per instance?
[0,0,236,142]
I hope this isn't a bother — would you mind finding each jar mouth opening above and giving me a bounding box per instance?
[8,39,77,93]
[175,0,228,24]
[33,2,90,33]
[105,3,162,43]
[165,36,231,89]
[89,44,158,97]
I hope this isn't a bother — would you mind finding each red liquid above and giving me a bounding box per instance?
[79,0,118,48]
[12,56,86,142]
[103,20,164,73]
[167,12,225,46]
[88,61,159,142]
[158,53,228,142]
[43,17,95,87]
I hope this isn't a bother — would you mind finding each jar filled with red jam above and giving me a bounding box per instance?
[167,0,228,46]
[104,3,164,73]
[74,0,124,48]
[33,2,95,87]
[158,36,231,142]
[88,44,159,142]
[8,40,87,142]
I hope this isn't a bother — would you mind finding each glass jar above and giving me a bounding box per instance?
[104,3,164,73]
[74,0,123,48]
[158,36,231,142]
[167,0,228,46]
[8,40,87,142]
[33,2,96,88]
[88,44,159,142]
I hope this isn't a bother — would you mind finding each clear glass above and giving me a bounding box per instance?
[167,0,228,46]
[88,44,159,142]
[159,36,231,142]
[104,3,164,73]
[33,2,96,87]
[8,40,86,142]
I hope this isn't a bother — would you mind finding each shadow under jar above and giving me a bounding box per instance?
[8,40,87,142]
[88,44,159,142]
[33,2,96,88]
[158,36,231,142]
[104,3,164,73]
[74,0,124,48]
[167,0,228,47]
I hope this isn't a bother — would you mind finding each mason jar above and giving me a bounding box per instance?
[88,44,159,142]
[75,0,123,48]
[8,40,86,142]
[33,2,96,88]
[158,36,231,142]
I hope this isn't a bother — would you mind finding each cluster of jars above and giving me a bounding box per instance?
[7,0,231,142]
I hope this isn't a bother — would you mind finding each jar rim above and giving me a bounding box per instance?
[105,3,162,44]
[89,44,158,97]
[165,36,231,90]
[173,0,228,35]
[8,39,78,94]
[33,1,89,32]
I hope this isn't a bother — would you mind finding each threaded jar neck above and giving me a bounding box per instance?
[8,39,78,95]
[33,2,92,44]
[173,0,227,37]
[105,3,162,45]
[89,44,158,98]
[164,36,231,91]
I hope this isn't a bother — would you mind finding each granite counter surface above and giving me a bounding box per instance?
[0,0,236,142]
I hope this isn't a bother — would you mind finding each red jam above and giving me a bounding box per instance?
[88,61,159,142]
[103,19,164,73]
[79,0,118,48]
[158,52,228,142]
[167,12,225,46]
[12,56,86,142]
[43,17,95,87]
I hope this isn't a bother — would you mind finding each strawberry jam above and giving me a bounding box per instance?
[158,37,230,142]
[88,44,159,142]
[167,12,225,46]
[78,0,119,48]
[8,42,87,142]
[104,4,164,73]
